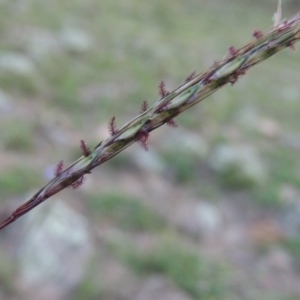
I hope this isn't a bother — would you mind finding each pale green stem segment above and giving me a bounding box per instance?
[0,12,300,230]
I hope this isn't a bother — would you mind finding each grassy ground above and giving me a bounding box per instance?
[0,0,300,299]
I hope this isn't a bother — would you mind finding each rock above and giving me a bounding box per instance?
[27,30,60,60]
[59,27,93,52]
[257,118,281,138]
[171,200,223,239]
[0,89,13,114]
[265,248,293,272]
[0,52,34,75]
[195,202,223,235]
[209,144,267,188]
[235,105,260,129]
[164,130,209,158]
[280,200,300,238]
[235,106,281,138]
[133,149,166,173]
[134,276,193,300]
[17,200,92,296]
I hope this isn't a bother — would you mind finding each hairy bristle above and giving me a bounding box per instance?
[140,100,148,113]
[54,160,64,176]
[80,140,91,157]
[167,119,178,128]
[108,116,118,136]
[229,69,246,85]
[253,30,263,39]
[185,71,196,82]
[228,46,237,56]
[71,175,85,189]
[158,81,169,98]
[136,130,149,151]
[157,87,175,112]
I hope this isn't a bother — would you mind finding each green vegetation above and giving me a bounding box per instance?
[70,260,103,300]
[0,166,40,198]
[162,149,200,183]
[2,119,36,152]
[87,192,165,231]
[112,236,229,299]
[283,238,300,267]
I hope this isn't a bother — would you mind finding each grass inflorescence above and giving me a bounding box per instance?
[0,11,300,230]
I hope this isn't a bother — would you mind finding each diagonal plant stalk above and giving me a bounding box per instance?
[0,12,300,230]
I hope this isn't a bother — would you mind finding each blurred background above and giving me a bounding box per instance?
[0,0,300,299]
